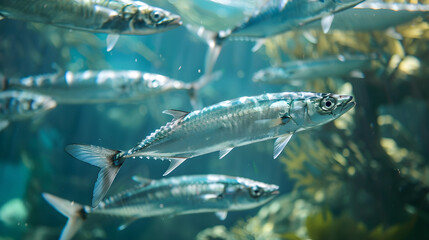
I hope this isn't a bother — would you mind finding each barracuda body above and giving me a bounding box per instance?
[6,70,193,104]
[66,91,355,207]
[0,0,181,35]
[0,90,56,131]
[222,0,365,39]
[197,0,363,83]
[0,0,181,50]
[253,54,375,84]
[305,1,429,31]
[43,174,279,240]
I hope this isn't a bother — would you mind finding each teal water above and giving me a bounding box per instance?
[1,1,429,239]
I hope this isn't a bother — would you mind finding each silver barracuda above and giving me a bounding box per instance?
[5,70,194,104]
[305,1,429,31]
[195,0,363,83]
[0,90,57,131]
[220,0,365,40]
[66,91,355,207]
[43,174,279,240]
[253,54,376,84]
[0,0,182,51]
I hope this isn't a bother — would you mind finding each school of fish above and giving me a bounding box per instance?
[1,0,425,239]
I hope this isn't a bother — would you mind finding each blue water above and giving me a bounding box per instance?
[1,1,429,240]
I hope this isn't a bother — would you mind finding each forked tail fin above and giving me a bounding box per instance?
[42,193,87,240]
[65,144,122,207]
[185,24,224,77]
[189,71,223,110]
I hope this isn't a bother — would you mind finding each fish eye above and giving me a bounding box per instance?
[249,186,264,198]
[321,96,337,111]
[151,79,160,88]
[150,10,164,22]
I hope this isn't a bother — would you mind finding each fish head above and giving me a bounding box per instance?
[288,93,355,129]
[27,94,57,115]
[5,91,57,120]
[225,177,279,210]
[252,67,292,83]
[124,2,182,35]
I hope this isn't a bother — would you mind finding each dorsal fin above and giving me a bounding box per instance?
[162,110,190,121]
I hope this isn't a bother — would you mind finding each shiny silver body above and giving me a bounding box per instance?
[223,0,364,39]
[42,174,279,240]
[92,175,279,218]
[253,54,374,84]
[7,70,192,104]
[124,92,354,159]
[0,0,181,35]
[305,2,429,31]
[65,91,354,208]
[0,90,56,121]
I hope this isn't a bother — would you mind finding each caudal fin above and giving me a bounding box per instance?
[65,144,122,207]
[42,193,87,240]
[189,71,223,110]
[185,24,224,77]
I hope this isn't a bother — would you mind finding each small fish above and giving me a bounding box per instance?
[5,70,196,104]
[220,0,364,40]
[195,0,363,80]
[304,1,429,32]
[66,92,355,207]
[0,0,182,51]
[43,174,279,240]
[0,90,57,131]
[253,54,375,84]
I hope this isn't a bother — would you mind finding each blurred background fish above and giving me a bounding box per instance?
[3,70,195,104]
[0,90,56,131]
[0,0,182,51]
[42,174,279,240]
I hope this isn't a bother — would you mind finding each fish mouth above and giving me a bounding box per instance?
[341,96,355,112]
[271,190,280,195]
[162,15,182,27]
[171,17,182,26]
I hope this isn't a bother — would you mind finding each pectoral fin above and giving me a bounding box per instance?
[219,148,234,159]
[215,211,228,221]
[163,157,187,176]
[303,31,318,44]
[321,14,334,34]
[162,110,190,121]
[106,34,120,52]
[273,134,293,159]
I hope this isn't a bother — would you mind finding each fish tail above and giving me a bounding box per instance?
[65,144,122,207]
[42,193,88,240]
[204,36,223,77]
[189,70,223,110]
